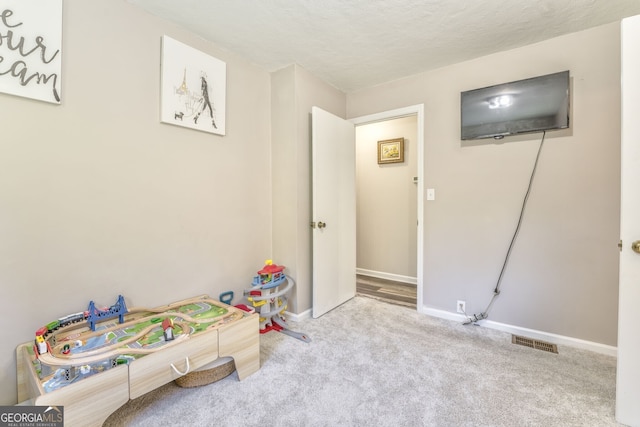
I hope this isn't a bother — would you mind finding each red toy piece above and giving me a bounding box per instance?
[162,318,175,341]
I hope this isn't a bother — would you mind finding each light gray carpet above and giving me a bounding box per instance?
[103,296,621,426]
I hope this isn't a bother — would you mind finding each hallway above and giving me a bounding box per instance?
[356,274,417,308]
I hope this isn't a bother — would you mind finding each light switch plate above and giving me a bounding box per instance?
[426,188,435,200]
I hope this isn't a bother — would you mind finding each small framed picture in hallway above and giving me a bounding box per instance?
[377,138,404,164]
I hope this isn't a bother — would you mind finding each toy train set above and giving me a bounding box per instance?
[27,260,306,396]
[34,295,128,355]
[18,294,260,427]
[27,294,246,395]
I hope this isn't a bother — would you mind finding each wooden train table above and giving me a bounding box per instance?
[16,295,260,427]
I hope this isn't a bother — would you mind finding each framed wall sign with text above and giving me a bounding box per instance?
[0,0,62,104]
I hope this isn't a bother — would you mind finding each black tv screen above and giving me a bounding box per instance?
[461,71,570,140]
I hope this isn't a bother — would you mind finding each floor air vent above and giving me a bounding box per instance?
[512,335,558,354]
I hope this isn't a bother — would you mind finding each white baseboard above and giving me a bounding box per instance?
[285,309,311,322]
[356,268,417,285]
[422,306,617,358]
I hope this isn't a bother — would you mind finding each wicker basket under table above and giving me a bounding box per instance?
[174,357,236,388]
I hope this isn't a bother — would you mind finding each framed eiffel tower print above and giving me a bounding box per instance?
[160,35,226,136]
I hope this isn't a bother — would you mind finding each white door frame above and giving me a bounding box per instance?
[350,104,425,313]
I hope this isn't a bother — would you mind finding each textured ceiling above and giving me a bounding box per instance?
[126,0,640,92]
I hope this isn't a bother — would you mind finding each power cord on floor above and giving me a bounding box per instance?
[464,131,546,325]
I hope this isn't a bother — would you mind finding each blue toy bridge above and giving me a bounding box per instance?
[87,295,128,331]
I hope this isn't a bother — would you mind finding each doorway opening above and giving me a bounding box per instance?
[350,105,424,312]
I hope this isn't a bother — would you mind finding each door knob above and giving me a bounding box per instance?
[632,241,640,254]
[317,221,326,229]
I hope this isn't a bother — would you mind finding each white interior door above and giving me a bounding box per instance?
[311,106,356,318]
[616,14,640,426]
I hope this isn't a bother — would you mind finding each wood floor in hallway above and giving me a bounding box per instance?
[356,274,417,308]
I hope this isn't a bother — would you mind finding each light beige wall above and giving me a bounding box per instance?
[271,64,346,313]
[271,66,299,310]
[348,23,621,346]
[356,116,418,279]
[0,0,271,404]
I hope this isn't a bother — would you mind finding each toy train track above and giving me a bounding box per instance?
[33,295,243,367]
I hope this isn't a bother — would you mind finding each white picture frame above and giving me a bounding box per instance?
[0,0,62,104]
[160,35,226,136]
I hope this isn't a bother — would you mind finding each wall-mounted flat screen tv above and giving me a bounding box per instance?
[461,70,570,140]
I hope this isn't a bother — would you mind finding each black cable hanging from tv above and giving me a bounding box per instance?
[464,131,546,325]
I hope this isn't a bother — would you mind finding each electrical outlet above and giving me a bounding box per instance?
[457,300,466,314]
